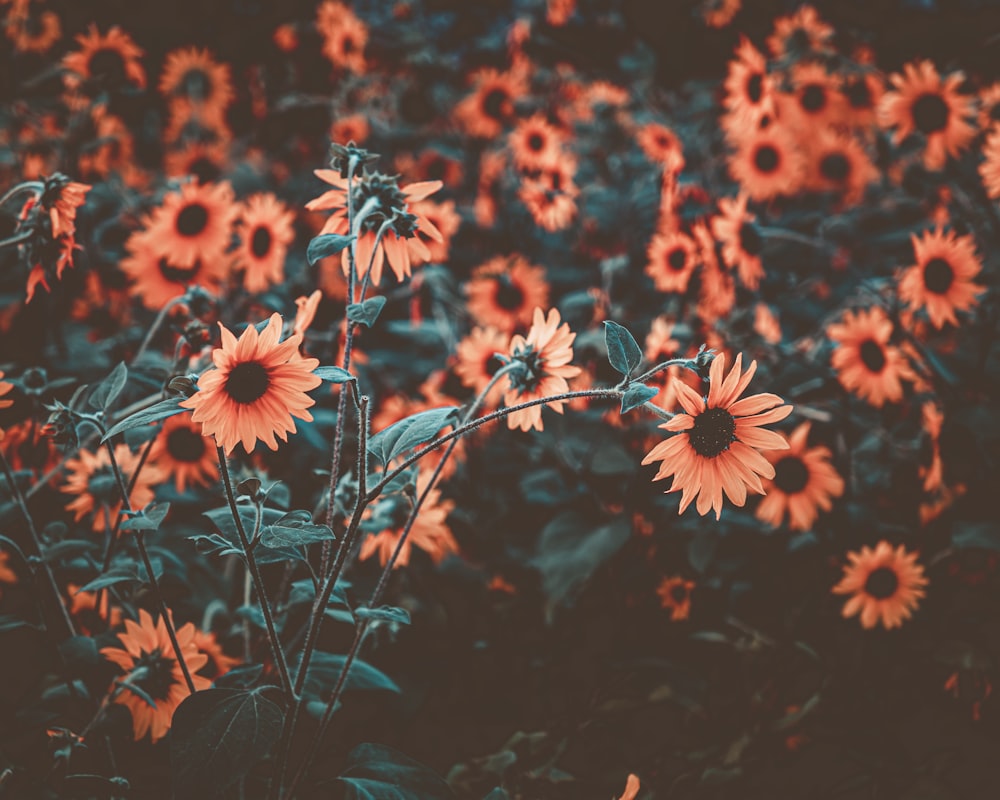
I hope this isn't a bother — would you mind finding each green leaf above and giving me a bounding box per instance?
[368,406,459,466]
[258,510,335,549]
[77,560,162,593]
[339,743,456,800]
[355,605,410,626]
[171,688,284,799]
[296,651,400,698]
[200,506,307,564]
[88,362,129,412]
[119,501,171,533]
[347,296,388,328]
[101,397,185,442]
[315,366,354,383]
[307,233,354,265]
[620,383,658,414]
[603,321,642,377]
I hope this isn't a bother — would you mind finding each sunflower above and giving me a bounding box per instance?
[979,127,1000,199]
[232,193,295,294]
[163,140,229,183]
[407,198,460,264]
[657,576,695,621]
[728,125,803,201]
[62,24,146,92]
[722,37,775,133]
[67,583,123,636]
[305,171,443,286]
[503,307,582,432]
[899,227,983,329]
[61,445,163,533]
[120,228,227,310]
[766,4,833,59]
[646,228,699,294]
[642,353,792,520]
[804,128,877,205]
[509,115,565,171]
[779,62,844,132]
[454,326,509,407]
[466,255,550,334]
[100,610,211,742]
[711,193,764,289]
[839,69,884,130]
[148,414,218,493]
[192,629,239,677]
[396,149,465,186]
[316,0,368,73]
[878,60,975,171]
[455,69,526,138]
[330,114,369,146]
[158,47,234,123]
[637,122,685,169]
[827,307,915,407]
[359,471,457,568]
[695,221,736,324]
[978,82,1000,131]
[756,422,844,531]
[5,7,60,54]
[643,317,699,412]
[181,313,321,455]
[519,166,579,232]
[143,180,237,269]
[832,541,928,630]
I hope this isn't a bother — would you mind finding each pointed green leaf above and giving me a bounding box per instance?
[603,321,642,376]
[347,296,387,328]
[620,383,659,414]
[101,397,185,442]
[307,233,354,265]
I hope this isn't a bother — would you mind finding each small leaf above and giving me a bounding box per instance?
[101,397,185,442]
[88,362,129,412]
[315,366,354,384]
[355,605,410,626]
[620,383,659,414]
[347,296,388,328]
[339,743,456,800]
[603,321,642,377]
[307,233,354,265]
[368,406,459,466]
[171,688,284,799]
[258,510,336,549]
[119,501,171,533]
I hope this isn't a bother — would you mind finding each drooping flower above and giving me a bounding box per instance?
[180,313,321,455]
[503,307,582,432]
[100,610,211,742]
[899,227,984,329]
[827,307,915,407]
[642,353,792,519]
[832,541,928,630]
[756,422,844,531]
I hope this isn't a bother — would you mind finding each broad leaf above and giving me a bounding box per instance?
[620,383,659,414]
[200,506,307,564]
[119,501,171,533]
[258,510,335,549]
[339,743,455,800]
[347,296,387,328]
[368,406,459,467]
[315,366,354,384]
[307,233,354,265]
[101,397,185,442]
[171,688,284,799]
[296,651,400,698]
[603,321,642,377]
[88,362,128,412]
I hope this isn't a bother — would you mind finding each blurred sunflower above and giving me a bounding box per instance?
[455,69,525,138]
[62,24,146,93]
[509,114,565,171]
[642,353,792,520]
[728,125,803,201]
[518,165,579,232]
[61,445,163,533]
[454,326,509,408]
[979,127,1000,199]
[711,194,764,289]
[148,414,218,493]
[779,62,844,132]
[120,228,226,310]
[766,4,833,59]
[466,255,549,333]
[657,576,695,621]
[832,541,928,630]
[317,0,368,73]
[233,193,295,294]
[827,307,915,407]
[637,122,685,169]
[646,228,699,293]
[722,37,775,133]
[899,227,983,329]
[804,128,877,205]
[159,47,233,124]
[143,180,237,269]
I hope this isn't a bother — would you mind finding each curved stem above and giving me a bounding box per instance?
[0,229,33,250]
[633,356,698,386]
[0,181,43,209]
[134,296,185,362]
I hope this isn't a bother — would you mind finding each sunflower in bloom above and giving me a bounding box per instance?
[519,163,579,232]
[766,4,834,59]
[466,255,549,334]
[832,542,928,630]
[899,227,983,329]
[509,115,565,171]
[454,326,509,408]
[305,171,442,286]
[839,69,884,130]
[711,194,764,289]
[143,180,237,269]
[100,610,211,742]
[657,576,695,621]
[455,69,526,138]
[61,445,164,533]
[359,471,457,568]
[878,60,975,171]
[728,125,803,201]
[779,62,844,132]
[120,228,227,310]
[62,24,146,93]
[827,307,915,407]
[148,414,218,493]
[804,128,877,206]
[233,193,295,294]
[317,0,368,73]
[503,307,582,432]
[181,314,321,455]
[192,629,239,677]
[4,5,61,54]
[642,354,792,520]
[721,37,775,134]
[646,228,699,294]
[756,422,844,531]
[159,47,234,126]
[637,122,685,169]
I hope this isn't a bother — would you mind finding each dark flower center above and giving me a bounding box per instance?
[494,278,525,311]
[859,339,887,373]
[528,133,545,152]
[166,426,206,463]
[425,156,447,181]
[844,78,872,109]
[800,84,827,113]
[188,156,222,184]
[225,361,270,404]
[341,35,356,54]
[132,649,178,702]
[158,258,200,284]
[175,203,209,237]
[482,88,510,120]
[670,584,688,603]
[787,28,812,55]
[667,247,688,271]
[820,153,851,182]
[774,456,810,494]
[991,103,1000,123]
[181,68,211,100]
[483,353,502,377]
[746,73,764,104]
[922,257,954,294]
[911,92,949,135]
[754,144,780,174]
[250,225,273,259]
[87,48,127,84]
[864,566,899,600]
[688,407,736,458]
[738,222,763,256]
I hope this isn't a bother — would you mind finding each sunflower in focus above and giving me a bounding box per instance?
[181,313,321,455]
[711,194,764,289]
[642,353,792,520]
[502,307,582,432]
[832,541,928,630]
[827,307,915,407]
[899,227,983,329]
[100,610,211,742]
[728,125,803,201]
